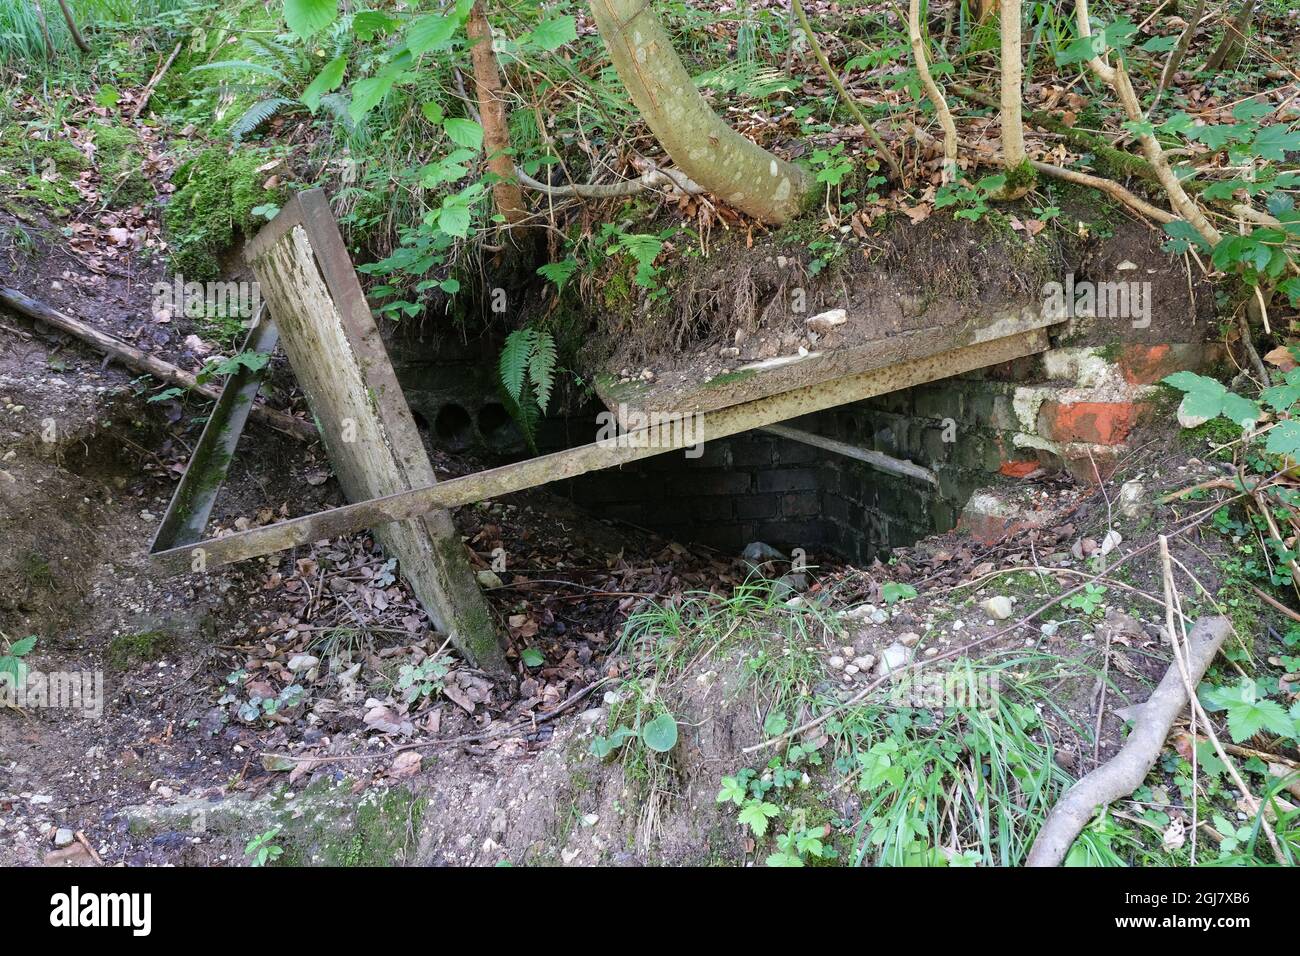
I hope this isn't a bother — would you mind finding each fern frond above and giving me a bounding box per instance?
[528,331,557,413]
[499,380,539,454]
[192,60,292,84]
[230,98,297,143]
[499,329,538,403]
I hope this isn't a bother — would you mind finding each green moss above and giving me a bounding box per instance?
[601,269,634,311]
[107,630,177,670]
[276,782,425,866]
[703,368,757,388]
[89,123,153,208]
[0,131,88,217]
[1004,157,1038,192]
[164,146,286,280]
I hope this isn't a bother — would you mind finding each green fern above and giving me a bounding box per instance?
[497,328,558,453]
[499,328,538,403]
[229,97,297,143]
[529,332,557,411]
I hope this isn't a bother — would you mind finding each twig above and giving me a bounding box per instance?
[0,287,314,441]
[1157,536,1285,864]
[129,40,182,121]
[791,0,903,181]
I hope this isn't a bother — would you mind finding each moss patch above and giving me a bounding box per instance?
[0,130,88,218]
[89,123,153,208]
[107,629,177,670]
[164,146,285,280]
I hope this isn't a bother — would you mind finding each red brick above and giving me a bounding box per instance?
[999,459,1040,478]
[1116,343,1219,385]
[1037,401,1139,445]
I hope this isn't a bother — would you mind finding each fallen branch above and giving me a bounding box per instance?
[0,287,315,442]
[1030,160,1174,224]
[129,40,182,121]
[1024,614,1231,866]
[513,163,701,199]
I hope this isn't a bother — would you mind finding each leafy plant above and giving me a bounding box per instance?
[497,328,557,452]
[882,582,917,606]
[0,634,36,688]
[244,826,284,867]
[396,653,450,704]
[1062,583,1108,617]
[1200,678,1298,743]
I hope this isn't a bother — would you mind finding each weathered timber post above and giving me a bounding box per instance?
[244,190,509,675]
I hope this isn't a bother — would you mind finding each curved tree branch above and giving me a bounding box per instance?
[587,0,810,223]
[908,0,958,183]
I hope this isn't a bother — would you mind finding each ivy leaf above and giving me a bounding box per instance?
[1261,368,1300,411]
[737,800,780,837]
[1162,371,1259,427]
[284,0,337,40]
[301,55,346,112]
[443,117,484,150]
[1189,124,1249,150]
[526,15,578,51]
[882,582,917,605]
[1232,100,1274,123]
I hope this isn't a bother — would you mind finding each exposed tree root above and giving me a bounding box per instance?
[513,163,701,199]
[1025,615,1231,867]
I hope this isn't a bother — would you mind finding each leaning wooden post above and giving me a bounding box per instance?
[244,190,509,675]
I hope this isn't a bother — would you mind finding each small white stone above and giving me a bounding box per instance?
[983,596,1014,620]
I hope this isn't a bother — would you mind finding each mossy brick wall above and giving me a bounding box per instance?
[557,342,1218,562]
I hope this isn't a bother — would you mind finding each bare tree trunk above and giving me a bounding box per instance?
[466,0,527,227]
[1204,0,1256,72]
[587,0,810,223]
[1154,0,1207,105]
[998,0,1025,170]
[994,0,1033,199]
[54,0,90,53]
[32,0,55,58]
[909,0,958,183]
